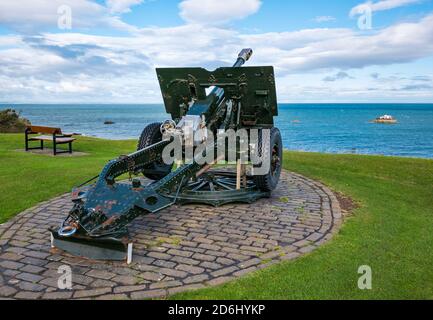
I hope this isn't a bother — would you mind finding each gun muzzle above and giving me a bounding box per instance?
[238,48,253,63]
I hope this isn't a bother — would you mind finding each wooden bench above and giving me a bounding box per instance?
[25,125,76,155]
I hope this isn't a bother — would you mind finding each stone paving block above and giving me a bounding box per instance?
[216,257,235,266]
[206,276,235,286]
[0,260,24,270]
[111,275,139,286]
[183,274,209,284]
[147,252,172,260]
[111,266,140,276]
[239,245,268,253]
[16,272,44,283]
[138,272,164,282]
[130,289,166,300]
[192,253,216,262]
[180,240,197,248]
[16,281,47,292]
[0,230,16,240]
[133,256,155,265]
[193,237,214,244]
[200,261,223,270]
[239,258,261,269]
[0,239,9,247]
[0,286,17,297]
[95,294,129,300]
[20,264,45,274]
[90,279,117,288]
[198,243,221,251]
[280,252,301,261]
[73,287,112,299]
[86,270,116,280]
[114,285,147,294]
[171,255,201,266]
[149,280,182,289]
[39,277,60,288]
[3,270,19,277]
[152,259,177,269]
[258,251,282,260]
[71,274,95,286]
[20,256,49,267]
[158,268,188,278]
[175,264,205,275]
[167,249,194,258]
[299,245,316,254]
[292,239,311,248]
[8,240,30,248]
[42,291,73,300]
[211,266,239,277]
[0,252,24,261]
[14,291,43,299]
[168,283,205,295]
[5,247,28,255]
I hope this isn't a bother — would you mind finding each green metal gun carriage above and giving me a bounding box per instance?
[50,49,283,263]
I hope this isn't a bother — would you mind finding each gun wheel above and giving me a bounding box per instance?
[253,127,283,192]
[137,122,173,181]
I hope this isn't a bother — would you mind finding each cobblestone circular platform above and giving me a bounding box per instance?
[0,171,342,300]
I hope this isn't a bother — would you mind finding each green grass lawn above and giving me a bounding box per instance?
[1,133,432,299]
[0,134,136,223]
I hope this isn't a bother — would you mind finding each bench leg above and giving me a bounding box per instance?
[41,140,44,150]
[53,142,57,156]
[69,142,72,154]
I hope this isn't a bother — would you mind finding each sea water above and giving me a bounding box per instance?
[6,103,433,159]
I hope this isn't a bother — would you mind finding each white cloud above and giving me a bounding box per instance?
[106,0,144,14]
[350,0,421,17]
[179,0,262,25]
[313,16,336,23]
[0,0,136,33]
[323,71,354,82]
[47,81,92,93]
[245,14,433,72]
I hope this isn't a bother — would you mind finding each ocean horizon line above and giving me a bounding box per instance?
[2,102,433,106]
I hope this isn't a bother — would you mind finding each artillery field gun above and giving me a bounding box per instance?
[50,49,283,263]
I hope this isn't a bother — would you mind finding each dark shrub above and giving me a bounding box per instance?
[0,109,31,133]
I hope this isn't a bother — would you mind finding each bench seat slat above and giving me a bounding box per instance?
[33,135,75,143]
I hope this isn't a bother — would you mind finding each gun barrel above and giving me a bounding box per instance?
[212,48,253,100]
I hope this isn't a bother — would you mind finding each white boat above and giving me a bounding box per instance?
[373,115,398,124]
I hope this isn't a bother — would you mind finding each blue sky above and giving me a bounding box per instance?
[115,0,431,31]
[0,0,432,103]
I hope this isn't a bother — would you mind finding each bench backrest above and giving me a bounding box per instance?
[26,125,62,135]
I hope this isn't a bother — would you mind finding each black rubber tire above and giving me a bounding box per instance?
[253,127,283,192]
[137,122,173,181]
